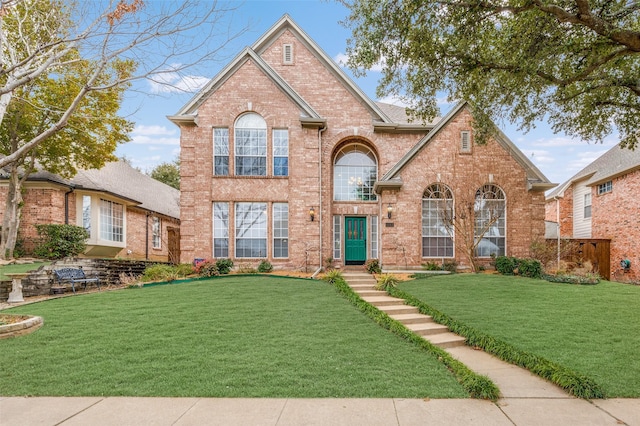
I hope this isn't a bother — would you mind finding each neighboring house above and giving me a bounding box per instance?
[546,144,640,282]
[169,15,554,271]
[0,161,180,263]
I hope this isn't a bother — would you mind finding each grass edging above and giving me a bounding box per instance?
[388,286,605,399]
[328,277,500,401]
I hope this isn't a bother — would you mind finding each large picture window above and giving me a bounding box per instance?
[422,184,454,257]
[100,199,124,242]
[213,202,229,258]
[474,184,506,257]
[235,202,267,258]
[235,113,267,176]
[214,128,229,175]
[273,203,288,258]
[333,144,377,201]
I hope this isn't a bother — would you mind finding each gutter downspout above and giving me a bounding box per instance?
[145,212,150,261]
[312,124,327,279]
[554,196,561,270]
[64,187,74,224]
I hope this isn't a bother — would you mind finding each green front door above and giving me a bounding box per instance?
[345,217,366,265]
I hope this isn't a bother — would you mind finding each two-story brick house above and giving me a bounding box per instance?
[170,15,553,272]
[546,144,640,282]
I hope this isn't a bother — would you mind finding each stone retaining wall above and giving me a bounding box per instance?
[1,258,161,301]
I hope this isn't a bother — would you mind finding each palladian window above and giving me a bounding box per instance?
[333,144,377,201]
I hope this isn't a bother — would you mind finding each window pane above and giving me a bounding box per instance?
[214,128,229,176]
[333,145,377,201]
[100,199,123,242]
[213,202,229,258]
[82,195,91,234]
[235,115,267,177]
[474,185,505,257]
[422,184,454,258]
[273,203,288,258]
[333,215,341,260]
[235,202,267,258]
[152,217,161,249]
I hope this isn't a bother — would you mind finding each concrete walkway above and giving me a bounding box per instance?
[1,274,639,425]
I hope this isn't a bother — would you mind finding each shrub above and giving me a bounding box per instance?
[257,260,273,273]
[215,258,234,274]
[442,261,458,273]
[33,224,88,260]
[175,263,195,276]
[322,269,343,284]
[324,257,334,271]
[364,258,381,274]
[518,258,543,279]
[195,260,219,277]
[141,264,179,282]
[422,262,442,271]
[375,273,400,291]
[495,256,517,275]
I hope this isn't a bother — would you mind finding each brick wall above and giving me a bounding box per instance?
[592,171,640,282]
[176,26,548,271]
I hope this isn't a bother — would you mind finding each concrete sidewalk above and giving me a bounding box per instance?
[1,396,639,425]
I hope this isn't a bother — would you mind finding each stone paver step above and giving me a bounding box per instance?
[345,278,377,285]
[355,290,387,297]
[376,305,419,315]
[349,284,377,291]
[405,322,450,336]
[422,332,466,349]
[390,313,434,324]
[362,296,405,307]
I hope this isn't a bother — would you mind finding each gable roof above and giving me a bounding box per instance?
[2,161,179,219]
[376,102,555,192]
[546,143,640,199]
[72,161,180,219]
[168,14,433,132]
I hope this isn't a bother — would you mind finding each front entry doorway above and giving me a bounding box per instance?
[345,217,366,265]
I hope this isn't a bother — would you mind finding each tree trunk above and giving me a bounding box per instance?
[0,165,24,260]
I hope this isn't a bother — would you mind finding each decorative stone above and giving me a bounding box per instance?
[5,273,27,303]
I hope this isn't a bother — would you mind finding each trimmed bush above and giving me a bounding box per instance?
[495,256,517,275]
[257,260,273,273]
[215,258,234,274]
[195,260,219,277]
[33,224,89,259]
[518,258,542,279]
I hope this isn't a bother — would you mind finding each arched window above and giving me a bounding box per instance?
[235,113,267,176]
[422,184,454,257]
[474,184,506,257]
[333,144,377,201]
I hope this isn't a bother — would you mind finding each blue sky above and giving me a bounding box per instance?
[116,0,619,187]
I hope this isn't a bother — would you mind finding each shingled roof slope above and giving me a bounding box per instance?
[547,144,640,198]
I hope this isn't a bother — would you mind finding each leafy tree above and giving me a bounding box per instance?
[0,0,246,258]
[342,0,640,148]
[149,158,180,189]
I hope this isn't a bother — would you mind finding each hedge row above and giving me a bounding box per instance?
[387,287,605,399]
[324,273,500,401]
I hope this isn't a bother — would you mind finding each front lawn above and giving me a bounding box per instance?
[398,274,640,397]
[0,276,467,398]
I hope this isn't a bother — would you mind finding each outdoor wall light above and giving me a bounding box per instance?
[309,207,315,222]
[387,204,393,219]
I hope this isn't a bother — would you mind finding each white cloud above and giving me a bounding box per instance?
[147,66,210,94]
[521,149,555,165]
[131,124,179,146]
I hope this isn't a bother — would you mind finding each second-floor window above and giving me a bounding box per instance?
[273,129,289,176]
[235,113,267,176]
[214,128,229,175]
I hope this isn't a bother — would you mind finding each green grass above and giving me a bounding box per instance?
[0,276,467,398]
[0,262,50,281]
[398,274,640,397]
